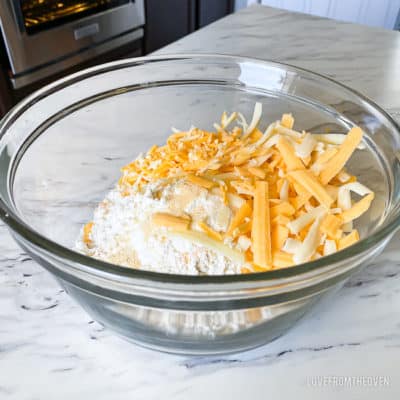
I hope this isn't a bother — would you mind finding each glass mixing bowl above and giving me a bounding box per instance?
[1,55,400,355]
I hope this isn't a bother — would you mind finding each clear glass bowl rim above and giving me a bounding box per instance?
[0,53,399,285]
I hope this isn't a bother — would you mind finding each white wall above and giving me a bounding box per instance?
[236,0,400,30]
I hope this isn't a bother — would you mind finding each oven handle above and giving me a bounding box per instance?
[9,1,26,33]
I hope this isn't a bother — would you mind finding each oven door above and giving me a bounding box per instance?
[0,0,144,87]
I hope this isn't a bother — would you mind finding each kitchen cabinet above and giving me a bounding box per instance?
[145,0,196,53]
[198,0,234,27]
[145,0,233,53]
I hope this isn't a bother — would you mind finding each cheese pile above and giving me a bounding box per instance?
[82,103,374,273]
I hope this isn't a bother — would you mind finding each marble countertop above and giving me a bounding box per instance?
[2,5,400,399]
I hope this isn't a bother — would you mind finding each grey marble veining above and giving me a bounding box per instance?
[1,5,400,399]
[159,5,400,115]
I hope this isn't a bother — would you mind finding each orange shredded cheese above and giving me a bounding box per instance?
[247,166,267,179]
[270,202,296,218]
[272,251,294,269]
[230,180,254,196]
[320,127,363,185]
[288,169,334,209]
[290,194,311,210]
[338,229,360,250]
[186,174,215,189]
[290,181,312,199]
[276,136,305,171]
[227,201,252,236]
[314,147,338,165]
[340,193,374,223]
[281,113,295,129]
[251,181,272,269]
[152,213,191,231]
[83,222,94,245]
[272,225,289,250]
[198,221,223,241]
[320,214,343,238]
[232,221,252,238]
[272,214,291,226]
[218,181,229,205]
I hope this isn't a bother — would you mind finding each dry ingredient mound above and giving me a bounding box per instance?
[76,179,243,275]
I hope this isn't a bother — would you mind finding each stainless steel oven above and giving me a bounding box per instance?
[0,0,145,88]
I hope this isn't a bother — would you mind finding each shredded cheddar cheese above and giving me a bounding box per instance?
[247,166,267,179]
[319,127,363,185]
[272,225,289,250]
[251,181,272,270]
[340,193,374,223]
[114,104,373,273]
[198,221,223,241]
[83,222,94,246]
[152,213,191,231]
[320,214,343,238]
[276,136,305,171]
[281,113,295,129]
[289,169,334,210]
[338,229,360,250]
[270,202,296,218]
[227,201,252,236]
[272,250,295,269]
[186,174,216,189]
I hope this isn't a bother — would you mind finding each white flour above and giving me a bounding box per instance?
[76,179,243,275]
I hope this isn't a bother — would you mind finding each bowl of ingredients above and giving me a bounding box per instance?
[0,55,399,355]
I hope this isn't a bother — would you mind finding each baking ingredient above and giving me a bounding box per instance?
[76,103,374,275]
